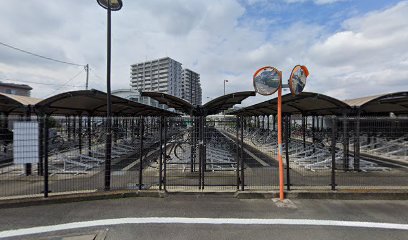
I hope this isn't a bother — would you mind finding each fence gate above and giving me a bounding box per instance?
[164,117,240,191]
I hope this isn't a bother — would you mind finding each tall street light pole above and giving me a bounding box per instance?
[97,0,123,191]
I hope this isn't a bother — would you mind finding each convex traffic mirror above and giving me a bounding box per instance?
[253,66,282,96]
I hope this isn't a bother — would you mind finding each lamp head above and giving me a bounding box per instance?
[97,0,123,11]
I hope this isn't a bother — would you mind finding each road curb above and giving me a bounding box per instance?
[2,189,408,208]
[235,190,408,200]
[0,190,167,209]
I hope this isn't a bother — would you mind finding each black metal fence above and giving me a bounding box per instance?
[0,115,407,199]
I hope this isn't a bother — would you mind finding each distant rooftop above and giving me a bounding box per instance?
[0,81,32,90]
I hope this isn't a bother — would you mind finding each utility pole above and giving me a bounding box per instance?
[85,64,89,90]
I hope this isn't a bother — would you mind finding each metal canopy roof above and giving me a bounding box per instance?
[141,91,194,114]
[344,92,408,114]
[142,91,256,116]
[0,93,42,115]
[233,92,351,116]
[202,91,256,115]
[35,89,178,116]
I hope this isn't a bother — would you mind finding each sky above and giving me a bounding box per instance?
[0,0,407,106]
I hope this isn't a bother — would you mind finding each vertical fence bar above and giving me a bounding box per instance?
[73,116,76,141]
[262,116,265,129]
[139,116,144,190]
[343,115,349,171]
[67,115,71,141]
[202,116,206,189]
[331,116,337,190]
[267,115,270,130]
[78,115,82,155]
[312,116,315,153]
[273,115,276,131]
[302,115,306,150]
[285,115,290,191]
[236,117,240,189]
[240,116,245,191]
[190,116,194,172]
[163,117,167,191]
[87,116,92,157]
[354,112,361,171]
[38,117,44,176]
[159,116,163,190]
[198,116,202,190]
[105,115,112,191]
[43,116,49,198]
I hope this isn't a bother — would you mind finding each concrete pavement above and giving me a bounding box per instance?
[0,195,407,239]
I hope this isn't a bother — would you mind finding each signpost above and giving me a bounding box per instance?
[253,65,309,200]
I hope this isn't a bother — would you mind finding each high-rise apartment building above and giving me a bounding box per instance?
[181,69,202,106]
[131,57,182,95]
[130,57,202,106]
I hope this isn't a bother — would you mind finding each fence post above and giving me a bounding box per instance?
[87,116,92,157]
[236,117,240,190]
[43,116,49,198]
[139,116,144,190]
[38,116,44,176]
[163,116,167,191]
[343,114,349,171]
[240,116,245,191]
[354,112,361,171]
[302,115,306,150]
[273,115,276,131]
[78,115,82,155]
[67,115,71,141]
[104,115,112,191]
[190,116,194,172]
[331,116,337,191]
[159,116,163,190]
[202,117,206,189]
[312,116,315,153]
[285,115,290,191]
[198,117,202,190]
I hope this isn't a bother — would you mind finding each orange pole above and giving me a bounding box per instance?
[277,74,284,200]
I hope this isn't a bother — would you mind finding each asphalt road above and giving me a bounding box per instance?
[0,195,407,239]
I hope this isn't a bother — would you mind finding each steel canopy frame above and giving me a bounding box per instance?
[232,92,352,116]
[141,91,256,116]
[34,89,179,117]
[0,93,42,115]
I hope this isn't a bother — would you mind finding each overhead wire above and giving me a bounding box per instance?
[42,69,85,98]
[0,41,85,67]
[0,77,85,88]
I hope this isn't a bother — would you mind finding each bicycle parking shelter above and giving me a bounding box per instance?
[0,90,407,197]
[141,91,256,190]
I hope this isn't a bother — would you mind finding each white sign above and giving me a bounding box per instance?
[13,121,39,164]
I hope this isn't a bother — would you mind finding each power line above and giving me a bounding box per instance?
[42,70,85,98]
[89,67,105,81]
[0,77,85,88]
[0,41,85,67]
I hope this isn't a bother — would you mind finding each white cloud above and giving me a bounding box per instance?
[0,0,406,107]
[284,0,345,5]
[308,1,408,99]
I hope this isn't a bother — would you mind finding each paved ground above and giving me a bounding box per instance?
[0,195,407,239]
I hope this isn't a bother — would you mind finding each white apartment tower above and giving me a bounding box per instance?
[130,57,202,106]
[181,69,202,106]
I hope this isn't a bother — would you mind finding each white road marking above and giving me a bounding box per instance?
[0,217,407,238]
